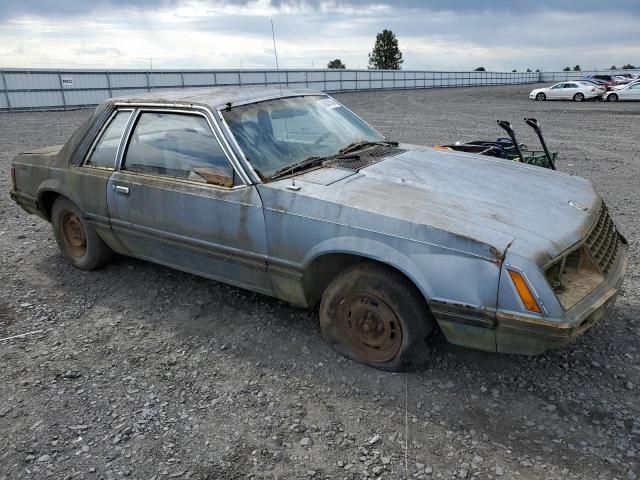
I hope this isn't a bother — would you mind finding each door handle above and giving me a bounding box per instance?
[112,185,130,195]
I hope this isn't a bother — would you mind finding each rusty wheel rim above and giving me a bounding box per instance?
[335,292,403,363]
[60,211,87,258]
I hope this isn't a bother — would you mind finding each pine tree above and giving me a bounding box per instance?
[368,29,403,70]
[327,59,346,69]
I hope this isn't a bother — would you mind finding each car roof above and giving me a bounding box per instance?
[106,86,323,110]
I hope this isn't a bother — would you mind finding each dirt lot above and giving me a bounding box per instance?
[0,84,638,480]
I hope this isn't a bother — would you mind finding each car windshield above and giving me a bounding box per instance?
[222,95,385,179]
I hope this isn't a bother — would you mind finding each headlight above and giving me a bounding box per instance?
[545,245,603,310]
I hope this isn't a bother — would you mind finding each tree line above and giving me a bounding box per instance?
[327,30,637,72]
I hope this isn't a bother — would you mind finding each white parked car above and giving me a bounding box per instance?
[529,82,606,101]
[613,75,633,84]
[603,81,640,101]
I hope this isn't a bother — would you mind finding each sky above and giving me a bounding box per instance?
[0,0,639,71]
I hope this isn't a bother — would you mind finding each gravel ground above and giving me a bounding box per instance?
[0,84,638,480]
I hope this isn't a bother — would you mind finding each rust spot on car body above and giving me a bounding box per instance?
[489,246,504,263]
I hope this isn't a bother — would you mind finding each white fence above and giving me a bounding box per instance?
[1,68,638,112]
[0,68,540,111]
[540,69,640,82]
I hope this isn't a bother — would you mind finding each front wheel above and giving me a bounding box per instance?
[320,262,434,371]
[51,197,113,270]
[536,93,546,101]
[607,93,619,102]
[573,93,585,102]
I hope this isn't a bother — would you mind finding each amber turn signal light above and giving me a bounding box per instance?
[508,270,542,313]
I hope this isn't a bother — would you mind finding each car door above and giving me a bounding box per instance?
[106,108,274,295]
[563,83,579,99]
[75,108,133,252]
[547,83,564,99]
[625,83,640,100]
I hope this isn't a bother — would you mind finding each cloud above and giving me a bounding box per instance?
[2,0,639,20]
[74,46,123,56]
[0,0,181,20]
[0,0,638,71]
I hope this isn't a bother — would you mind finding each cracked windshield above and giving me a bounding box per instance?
[222,95,384,179]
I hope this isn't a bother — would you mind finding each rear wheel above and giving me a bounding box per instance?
[536,92,546,101]
[573,92,585,102]
[319,262,434,371]
[51,197,112,270]
[607,93,619,102]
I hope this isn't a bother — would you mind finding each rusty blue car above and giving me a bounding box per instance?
[10,87,628,370]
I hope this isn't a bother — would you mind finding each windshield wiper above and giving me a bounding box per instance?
[270,155,327,181]
[268,140,397,181]
[338,140,399,156]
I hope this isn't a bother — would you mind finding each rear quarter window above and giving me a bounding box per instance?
[85,111,132,169]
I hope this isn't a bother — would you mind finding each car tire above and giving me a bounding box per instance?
[319,261,434,371]
[536,93,546,101]
[573,93,585,102]
[51,197,113,271]
[607,93,619,102]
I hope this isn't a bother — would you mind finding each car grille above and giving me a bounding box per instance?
[586,204,621,274]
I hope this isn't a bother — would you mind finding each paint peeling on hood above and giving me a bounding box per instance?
[269,145,601,262]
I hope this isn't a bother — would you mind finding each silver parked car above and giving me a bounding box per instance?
[603,81,640,101]
[529,81,605,101]
[10,87,628,371]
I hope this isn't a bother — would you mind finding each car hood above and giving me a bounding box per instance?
[264,146,601,262]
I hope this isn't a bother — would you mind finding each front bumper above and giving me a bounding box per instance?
[494,242,628,355]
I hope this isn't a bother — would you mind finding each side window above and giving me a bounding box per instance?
[552,84,563,89]
[630,84,640,89]
[566,83,578,88]
[86,110,131,168]
[123,112,234,187]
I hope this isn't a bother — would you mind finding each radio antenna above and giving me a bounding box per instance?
[271,19,299,191]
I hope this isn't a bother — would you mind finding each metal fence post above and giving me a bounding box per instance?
[57,71,67,110]
[106,71,113,98]
[0,70,11,111]
[180,71,185,89]
[146,70,151,92]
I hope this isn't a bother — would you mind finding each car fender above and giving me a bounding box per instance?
[301,233,503,313]
[36,178,71,219]
[302,235,437,301]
